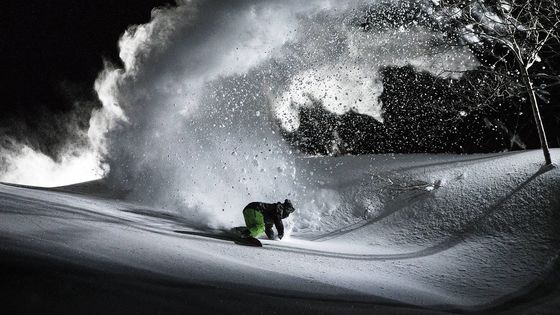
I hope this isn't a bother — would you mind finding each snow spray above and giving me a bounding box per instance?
[89,0,478,231]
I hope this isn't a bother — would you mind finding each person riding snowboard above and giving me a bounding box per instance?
[239,199,295,240]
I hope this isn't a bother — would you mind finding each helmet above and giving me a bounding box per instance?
[283,199,295,214]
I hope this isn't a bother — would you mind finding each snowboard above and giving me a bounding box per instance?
[230,227,263,247]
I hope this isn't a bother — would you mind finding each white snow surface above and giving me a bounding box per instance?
[1,150,559,312]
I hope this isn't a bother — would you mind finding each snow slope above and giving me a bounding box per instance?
[1,150,559,314]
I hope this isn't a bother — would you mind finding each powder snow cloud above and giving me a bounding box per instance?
[2,0,479,229]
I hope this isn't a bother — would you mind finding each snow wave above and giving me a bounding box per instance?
[88,0,480,231]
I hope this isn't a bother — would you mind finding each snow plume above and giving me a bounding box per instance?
[88,0,481,230]
[0,0,481,228]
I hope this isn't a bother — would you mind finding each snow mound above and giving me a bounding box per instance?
[0,150,559,313]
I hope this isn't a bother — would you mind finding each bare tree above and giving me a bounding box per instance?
[433,0,560,164]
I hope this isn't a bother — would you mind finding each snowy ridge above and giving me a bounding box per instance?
[0,150,559,313]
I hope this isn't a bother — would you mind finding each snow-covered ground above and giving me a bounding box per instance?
[1,150,559,314]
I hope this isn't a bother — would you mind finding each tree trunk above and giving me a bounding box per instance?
[519,61,552,165]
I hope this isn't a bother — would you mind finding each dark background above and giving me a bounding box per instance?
[2,1,559,159]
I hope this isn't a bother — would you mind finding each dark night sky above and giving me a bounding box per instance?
[2,0,173,155]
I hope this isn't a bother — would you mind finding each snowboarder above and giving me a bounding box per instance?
[236,199,295,240]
